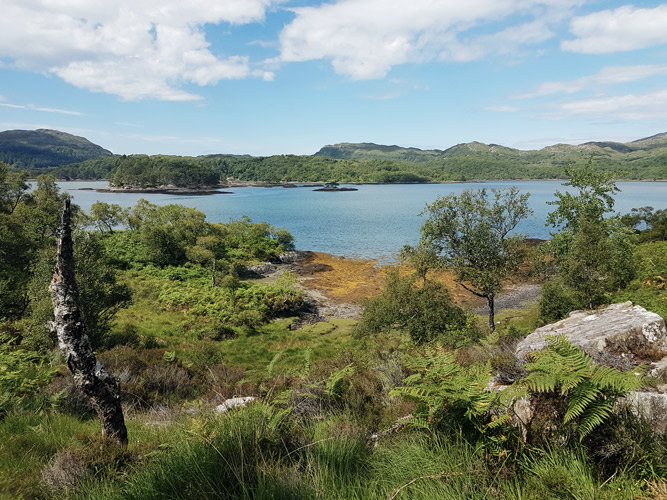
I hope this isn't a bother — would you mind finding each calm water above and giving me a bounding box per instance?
[57,181,667,261]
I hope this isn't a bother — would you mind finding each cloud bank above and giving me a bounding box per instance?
[278,0,582,79]
[563,5,667,53]
[0,0,280,101]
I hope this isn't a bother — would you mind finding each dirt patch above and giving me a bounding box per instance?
[257,251,541,322]
[297,252,389,304]
[474,284,543,315]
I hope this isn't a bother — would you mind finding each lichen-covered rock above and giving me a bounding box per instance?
[509,302,667,435]
[619,388,667,434]
[216,396,256,413]
[243,263,278,276]
[515,302,667,369]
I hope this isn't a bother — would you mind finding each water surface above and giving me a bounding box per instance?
[59,181,667,260]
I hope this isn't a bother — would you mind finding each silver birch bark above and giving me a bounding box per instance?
[49,199,128,444]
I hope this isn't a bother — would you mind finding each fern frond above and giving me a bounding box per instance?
[325,363,354,398]
[578,398,615,438]
[563,382,600,424]
[590,365,647,393]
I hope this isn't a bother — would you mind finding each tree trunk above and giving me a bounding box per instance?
[49,199,128,445]
[487,294,495,332]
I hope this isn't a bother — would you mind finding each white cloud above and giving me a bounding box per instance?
[0,102,84,116]
[0,0,280,100]
[563,5,667,53]
[278,0,581,79]
[555,89,667,120]
[516,64,667,99]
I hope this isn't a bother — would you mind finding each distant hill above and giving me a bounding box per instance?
[315,142,445,162]
[0,129,112,169]
[315,134,667,179]
[5,128,667,181]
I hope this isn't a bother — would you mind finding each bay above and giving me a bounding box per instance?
[57,181,667,261]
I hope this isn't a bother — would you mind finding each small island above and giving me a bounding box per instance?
[96,185,232,195]
[313,181,358,192]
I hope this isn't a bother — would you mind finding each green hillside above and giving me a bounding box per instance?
[5,129,667,181]
[0,129,112,169]
[315,134,667,179]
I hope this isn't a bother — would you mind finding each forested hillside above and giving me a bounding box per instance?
[0,129,112,169]
[3,129,667,183]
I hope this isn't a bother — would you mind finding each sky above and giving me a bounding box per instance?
[1,1,667,156]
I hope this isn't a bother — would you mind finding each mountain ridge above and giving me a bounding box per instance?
[315,133,667,160]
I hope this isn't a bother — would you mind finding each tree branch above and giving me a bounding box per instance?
[454,279,487,299]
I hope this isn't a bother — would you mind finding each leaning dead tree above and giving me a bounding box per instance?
[49,199,128,444]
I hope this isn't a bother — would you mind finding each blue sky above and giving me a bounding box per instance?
[1,1,667,156]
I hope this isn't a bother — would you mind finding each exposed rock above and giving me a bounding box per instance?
[243,263,278,277]
[278,251,309,264]
[649,357,667,381]
[509,302,667,435]
[515,302,667,369]
[619,388,667,434]
[216,396,256,413]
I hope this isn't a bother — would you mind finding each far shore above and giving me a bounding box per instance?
[95,186,233,195]
[44,178,667,195]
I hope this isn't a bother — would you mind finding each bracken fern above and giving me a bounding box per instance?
[523,335,650,438]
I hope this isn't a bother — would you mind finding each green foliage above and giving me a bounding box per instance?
[21,232,132,351]
[420,187,532,331]
[614,240,667,318]
[100,201,294,270]
[11,131,667,182]
[356,270,474,346]
[523,336,649,439]
[156,270,303,326]
[537,279,578,324]
[541,164,636,320]
[391,347,511,450]
[88,201,125,233]
[110,155,220,188]
[0,173,69,320]
[324,364,355,400]
[399,242,441,284]
[0,337,56,416]
[546,163,619,233]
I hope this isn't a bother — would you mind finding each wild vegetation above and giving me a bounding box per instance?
[1,160,666,499]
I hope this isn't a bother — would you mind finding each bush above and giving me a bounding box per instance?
[356,270,476,346]
[538,279,579,324]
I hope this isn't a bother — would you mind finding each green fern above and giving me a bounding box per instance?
[266,351,283,376]
[325,364,355,400]
[523,335,649,439]
[391,346,511,449]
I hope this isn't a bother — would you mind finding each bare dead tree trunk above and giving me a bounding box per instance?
[49,199,128,445]
[487,294,495,332]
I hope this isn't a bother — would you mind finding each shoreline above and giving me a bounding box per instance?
[56,178,667,191]
[95,186,233,195]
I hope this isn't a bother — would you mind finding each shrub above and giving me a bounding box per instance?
[390,346,512,450]
[538,279,579,324]
[356,270,476,346]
